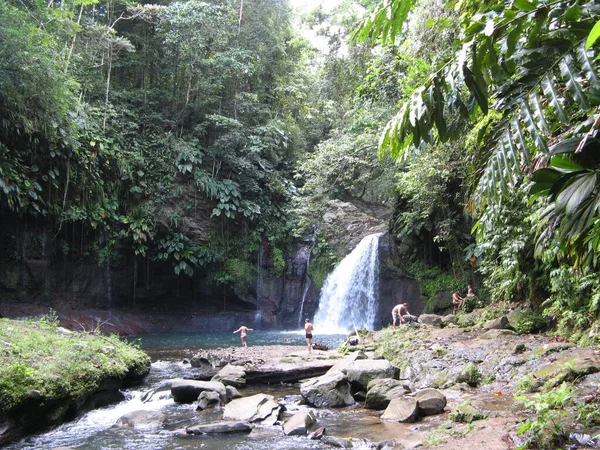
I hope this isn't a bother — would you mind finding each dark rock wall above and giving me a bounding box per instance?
[1,200,425,333]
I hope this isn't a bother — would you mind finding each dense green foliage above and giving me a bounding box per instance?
[0,315,150,413]
[1,0,600,338]
[354,0,600,339]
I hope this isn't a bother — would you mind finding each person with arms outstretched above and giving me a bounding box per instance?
[233,323,253,347]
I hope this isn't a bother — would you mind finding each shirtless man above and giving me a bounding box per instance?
[452,290,464,314]
[392,303,411,328]
[233,323,253,347]
[304,318,314,353]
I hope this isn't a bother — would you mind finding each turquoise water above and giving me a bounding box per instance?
[125,330,347,359]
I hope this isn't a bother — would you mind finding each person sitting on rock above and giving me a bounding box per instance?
[452,290,464,314]
[467,285,475,297]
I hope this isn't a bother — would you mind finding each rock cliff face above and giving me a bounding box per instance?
[0,198,422,333]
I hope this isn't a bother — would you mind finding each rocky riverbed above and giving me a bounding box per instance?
[168,318,600,450]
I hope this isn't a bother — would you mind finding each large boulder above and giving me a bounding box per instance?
[225,385,242,401]
[222,393,282,425]
[483,316,509,330]
[186,421,251,434]
[365,378,411,410]
[418,314,443,327]
[211,364,247,388]
[300,370,354,408]
[413,388,446,416]
[343,360,399,391]
[115,410,166,429]
[381,397,419,423]
[282,411,316,436]
[170,380,226,404]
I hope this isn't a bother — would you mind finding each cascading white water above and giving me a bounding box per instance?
[313,233,382,333]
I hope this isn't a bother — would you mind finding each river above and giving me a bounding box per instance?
[5,331,420,450]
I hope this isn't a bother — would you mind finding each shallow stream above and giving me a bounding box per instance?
[6,331,436,450]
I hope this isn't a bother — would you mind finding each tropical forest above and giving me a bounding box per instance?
[1,0,600,448]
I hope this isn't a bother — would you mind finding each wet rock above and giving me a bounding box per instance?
[211,364,246,388]
[115,410,166,429]
[191,352,229,369]
[483,316,509,330]
[186,421,251,434]
[365,378,411,410]
[170,380,226,404]
[419,314,444,327]
[222,393,282,424]
[343,359,399,391]
[413,388,447,416]
[300,369,354,408]
[196,390,222,410]
[308,426,326,440]
[381,397,419,423]
[322,435,354,448]
[374,440,397,449]
[142,387,172,403]
[225,385,242,401]
[282,411,316,436]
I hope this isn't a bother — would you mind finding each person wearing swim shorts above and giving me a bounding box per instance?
[304,318,314,353]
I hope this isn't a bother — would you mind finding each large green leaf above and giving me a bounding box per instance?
[585,19,600,49]
[463,65,488,114]
[555,172,597,214]
[550,155,584,172]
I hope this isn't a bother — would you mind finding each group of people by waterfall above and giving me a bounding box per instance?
[452,284,476,314]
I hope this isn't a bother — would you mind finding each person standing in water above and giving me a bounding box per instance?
[233,323,253,347]
[304,318,314,353]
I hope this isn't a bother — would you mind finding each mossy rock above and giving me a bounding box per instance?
[450,401,488,423]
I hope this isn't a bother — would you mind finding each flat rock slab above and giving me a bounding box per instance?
[244,361,334,384]
[186,421,251,435]
[222,393,281,424]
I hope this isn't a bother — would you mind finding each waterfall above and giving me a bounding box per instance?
[297,249,312,328]
[314,233,382,333]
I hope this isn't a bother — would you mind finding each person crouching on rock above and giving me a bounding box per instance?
[304,318,314,353]
[392,303,416,328]
[452,290,464,314]
[233,323,253,347]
